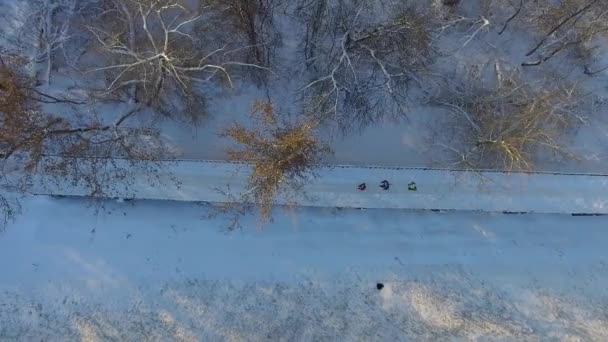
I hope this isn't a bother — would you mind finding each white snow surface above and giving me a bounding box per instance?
[1,1,608,339]
[30,158,608,214]
[0,196,607,340]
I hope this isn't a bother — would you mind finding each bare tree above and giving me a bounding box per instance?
[522,0,608,67]
[24,0,98,85]
[0,52,173,202]
[87,0,270,123]
[35,0,75,85]
[432,65,584,171]
[223,100,328,224]
[0,0,273,227]
[204,0,280,84]
[0,0,94,84]
[295,0,434,131]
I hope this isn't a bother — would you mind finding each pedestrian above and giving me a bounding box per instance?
[379,180,390,190]
[408,182,417,191]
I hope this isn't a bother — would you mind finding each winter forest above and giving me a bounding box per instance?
[0,0,608,340]
[0,0,607,221]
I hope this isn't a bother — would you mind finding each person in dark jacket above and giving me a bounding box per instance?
[379,180,390,190]
[358,183,367,191]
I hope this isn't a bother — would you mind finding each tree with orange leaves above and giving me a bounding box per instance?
[224,101,329,224]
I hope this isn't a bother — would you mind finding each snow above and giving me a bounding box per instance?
[0,1,35,58]
[2,0,606,173]
[2,0,608,339]
[28,158,608,214]
[0,196,607,340]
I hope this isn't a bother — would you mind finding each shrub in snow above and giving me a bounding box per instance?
[224,100,329,224]
[432,67,584,171]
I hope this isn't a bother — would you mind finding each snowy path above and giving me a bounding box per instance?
[32,158,608,214]
[0,197,606,340]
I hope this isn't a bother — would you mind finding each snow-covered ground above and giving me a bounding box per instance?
[2,1,608,339]
[0,196,607,340]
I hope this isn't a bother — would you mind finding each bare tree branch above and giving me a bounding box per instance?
[519,0,608,68]
[296,0,434,131]
[499,0,523,35]
[88,0,270,123]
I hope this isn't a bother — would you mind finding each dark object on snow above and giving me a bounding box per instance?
[408,182,417,191]
[380,180,390,190]
[443,0,460,5]
[376,283,384,290]
[358,183,367,191]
